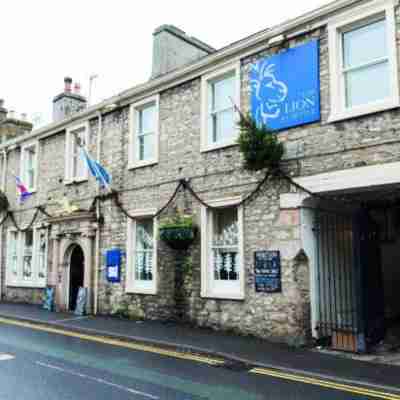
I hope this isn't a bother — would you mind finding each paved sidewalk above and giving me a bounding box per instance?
[0,302,399,392]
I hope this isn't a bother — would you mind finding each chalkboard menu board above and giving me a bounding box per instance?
[254,251,282,293]
[74,287,87,316]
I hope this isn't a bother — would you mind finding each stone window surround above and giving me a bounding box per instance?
[200,196,245,300]
[128,95,160,170]
[200,62,241,153]
[125,208,158,295]
[65,122,89,184]
[6,225,48,288]
[328,0,399,123]
[20,140,38,193]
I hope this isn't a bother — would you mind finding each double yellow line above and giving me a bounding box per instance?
[0,317,224,366]
[1,316,399,399]
[250,367,400,400]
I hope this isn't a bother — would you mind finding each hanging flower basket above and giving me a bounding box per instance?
[159,214,197,250]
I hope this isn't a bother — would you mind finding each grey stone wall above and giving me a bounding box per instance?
[2,5,400,345]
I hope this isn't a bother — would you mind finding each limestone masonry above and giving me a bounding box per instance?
[1,0,400,351]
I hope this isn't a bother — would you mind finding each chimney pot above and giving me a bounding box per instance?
[64,76,72,93]
[74,82,81,95]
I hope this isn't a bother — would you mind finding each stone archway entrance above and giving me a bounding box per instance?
[68,245,85,311]
[47,211,97,313]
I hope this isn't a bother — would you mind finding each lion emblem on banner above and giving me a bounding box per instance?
[250,61,288,125]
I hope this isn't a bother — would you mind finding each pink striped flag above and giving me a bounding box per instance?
[15,176,32,202]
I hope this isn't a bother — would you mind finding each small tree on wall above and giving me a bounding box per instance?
[236,110,284,171]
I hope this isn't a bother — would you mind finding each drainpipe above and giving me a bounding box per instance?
[93,111,102,315]
[0,148,8,300]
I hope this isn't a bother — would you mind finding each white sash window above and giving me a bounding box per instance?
[201,198,244,300]
[129,96,159,169]
[328,0,399,121]
[201,63,241,152]
[6,227,48,287]
[126,209,158,294]
[65,123,89,183]
[20,142,38,192]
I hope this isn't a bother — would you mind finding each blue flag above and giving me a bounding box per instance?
[81,148,111,190]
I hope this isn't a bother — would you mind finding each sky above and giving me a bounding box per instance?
[0,0,331,128]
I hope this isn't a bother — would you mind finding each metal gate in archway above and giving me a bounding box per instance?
[314,208,385,353]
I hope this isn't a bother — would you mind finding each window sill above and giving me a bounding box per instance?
[200,140,238,153]
[64,177,88,185]
[6,282,46,289]
[328,99,400,123]
[128,160,158,170]
[125,285,157,295]
[200,291,245,301]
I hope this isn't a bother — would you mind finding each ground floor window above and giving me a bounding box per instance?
[126,210,157,294]
[6,227,48,287]
[201,198,244,300]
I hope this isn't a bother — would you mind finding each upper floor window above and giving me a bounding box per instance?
[6,227,48,288]
[129,96,159,168]
[20,142,37,192]
[126,209,157,294]
[65,123,89,183]
[328,0,399,121]
[201,63,241,152]
[201,197,244,300]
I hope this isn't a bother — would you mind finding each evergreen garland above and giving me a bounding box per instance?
[237,110,284,171]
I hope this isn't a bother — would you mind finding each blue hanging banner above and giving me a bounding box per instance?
[250,40,320,131]
[106,248,121,283]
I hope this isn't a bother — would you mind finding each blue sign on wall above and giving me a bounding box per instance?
[250,40,320,131]
[106,248,121,283]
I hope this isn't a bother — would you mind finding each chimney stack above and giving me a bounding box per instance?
[0,100,33,142]
[151,25,215,79]
[52,76,87,122]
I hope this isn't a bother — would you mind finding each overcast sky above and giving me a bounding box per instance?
[1,0,331,127]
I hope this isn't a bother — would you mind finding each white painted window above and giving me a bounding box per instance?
[129,95,159,168]
[37,229,48,281]
[328,0,399,122]
[126,209,157,294]
[65,123,89,183]
[6,227,48,287]
[7,230,19,285]
[20,142,38,192]
[22,229,34,281]
[201,197,244,299]
[201,63,241,152]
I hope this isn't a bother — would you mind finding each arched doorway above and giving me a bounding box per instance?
[69,245,85,311]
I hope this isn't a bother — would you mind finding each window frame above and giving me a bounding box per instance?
[328,0,399,122]
[200,62,241,152]
[65,122,90,184]
[6,225,48,288]
[125,208,158,295]
[201,196,245,300]
[20,141,38,193]
[128,95,160,169]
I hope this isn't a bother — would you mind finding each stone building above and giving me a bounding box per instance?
[1,0,400,352]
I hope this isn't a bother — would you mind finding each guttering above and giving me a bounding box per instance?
[0,0,371,151]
